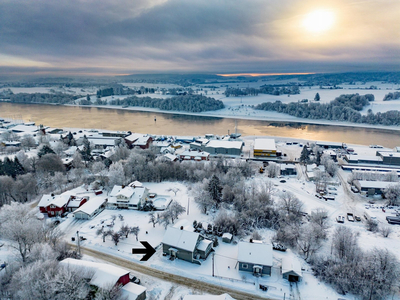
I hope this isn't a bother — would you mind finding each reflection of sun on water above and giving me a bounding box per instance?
[302,9,335,34]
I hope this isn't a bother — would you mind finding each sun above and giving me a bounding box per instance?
[302,9,335,34]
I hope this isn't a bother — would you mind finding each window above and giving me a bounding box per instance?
[242,264,248,269]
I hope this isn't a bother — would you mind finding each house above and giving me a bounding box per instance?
[60,258,146,300]
[280,163,297,176]
[66,196,89,212]
[305,164,325,181]
[377,151,400,166]
[282,256,302,282]
[73,197,107,219]
[316,141,345,149]
[162,227,213,265]
[237,242,273,276]
[204,140,243,156]
[179,150,210,161]
[107,182,149,210]
[323,149,337,162]
[133,136,153,149]
[163,153,178,162]
[38,194,71,217]
[124,133,144,148]
[253,139,276,157]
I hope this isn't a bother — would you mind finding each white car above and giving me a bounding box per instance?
[336,215,345,223]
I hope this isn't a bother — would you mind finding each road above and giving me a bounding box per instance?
[80,246,275,300]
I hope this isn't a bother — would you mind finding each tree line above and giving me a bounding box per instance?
[9,93,81,104]
[255,93,400,125]
[224,85,300,97]
[109,94,224,112]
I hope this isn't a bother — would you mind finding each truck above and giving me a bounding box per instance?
[364,210,377,221]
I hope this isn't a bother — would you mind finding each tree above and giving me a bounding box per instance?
[297,223,326,261]
[0,202,46,262]
[119,224,130,238]
[167,200,185,223]
[278,191,304,225]
[266,162,280,178]
[96,227,111,243]
[167,187,181,196]
[331,226,359,261]
[193,182,214,214]
[383,184,400,206]
[94,283,128,300]
[37,144,55,158]
[207,175,222,208]
[321,154,338,177]
[130,226,140,241]
[36,153,65,175]
[300,145,309,163]
[20,134,36,150]
[148,212,157,227]
[111,232,120,246]
[314,92,320,101]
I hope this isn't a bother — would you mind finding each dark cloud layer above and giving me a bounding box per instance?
[0,0,399,75]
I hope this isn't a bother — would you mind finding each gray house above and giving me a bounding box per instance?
[162,227,213,265]
[237,242,273,276]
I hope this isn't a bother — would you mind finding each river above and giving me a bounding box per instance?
[0,102,399,147]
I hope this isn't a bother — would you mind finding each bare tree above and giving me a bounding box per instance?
[380,225,392,238]
[119,224,130,238]
[331,226,359,261]
[111,232,120,246]
[167,187,181,196]
[167,200,185,223]
[278,191,304,225]
[383,184,400,206]
[148,212,157,228]
[94,283,128,300]
[130,226,140,241]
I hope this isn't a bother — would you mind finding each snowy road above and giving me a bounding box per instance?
[79,246,275,300]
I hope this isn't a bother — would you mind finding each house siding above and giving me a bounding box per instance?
[238,262,271,276]
[162,243,194,263]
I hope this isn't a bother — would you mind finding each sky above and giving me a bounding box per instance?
[0,0,399,76]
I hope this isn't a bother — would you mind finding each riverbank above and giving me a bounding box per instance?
[66,103,400,132]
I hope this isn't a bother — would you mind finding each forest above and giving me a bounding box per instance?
[255,93,400,125]
[9,92,81,104]
[224,85,300,97]
[109,94,225,112]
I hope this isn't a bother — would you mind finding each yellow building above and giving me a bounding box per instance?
[254,139,276,157]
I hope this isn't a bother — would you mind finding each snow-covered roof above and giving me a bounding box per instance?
[162,227,200,252]
[197,239,212,252]
[237,242,273,266]
[222,233,232,240]
[356,180,393,189]
[60,258,129,289]
[184,294,235,300]
[87,137,118,147]
[121,282,146,300]
[116,187,135,199]
[128,181,143,188]
[179,150,210,158]
[164,153,178,161]
[38,194,70,208]
[205,140,243,150]
[282,256,302,277]
[133,136,151,146]
[73,197,106,216]
[125,133,143,142]
[379,151,400,158]
[10,124,39,133]
[108,184,146,206]
[67,197,87,208]
[254,139,276,151]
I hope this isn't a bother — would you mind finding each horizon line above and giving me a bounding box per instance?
[216,72,316,77]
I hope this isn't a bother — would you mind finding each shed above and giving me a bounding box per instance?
[121,282,147,300]
[73,197,107,219]
[282,256,302,282]
[222,233,233,243]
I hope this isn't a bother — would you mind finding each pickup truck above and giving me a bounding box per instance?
[347,213,355,222]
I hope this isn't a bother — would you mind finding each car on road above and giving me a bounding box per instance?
[336,215,345,223]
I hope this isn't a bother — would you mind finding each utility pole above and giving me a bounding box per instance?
[212,252,215,277]
[76,231,81,256]
[187,198,189,215]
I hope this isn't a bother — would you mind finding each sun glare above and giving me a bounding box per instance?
[303,9,335,34]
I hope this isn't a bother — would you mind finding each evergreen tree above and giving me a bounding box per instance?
[300,145,309,163]
[314,93,320,101]
[316,150,322,165]
[37,145,55,158]
[80,135,92,165]
[208,175,223,208]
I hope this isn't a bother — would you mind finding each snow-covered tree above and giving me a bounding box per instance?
[383,184,400,206]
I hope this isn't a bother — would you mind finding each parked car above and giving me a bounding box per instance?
[347,213,355,222]
[129,273,141,284]
[336,215,345,223]
[355,215,361,222]
[272,243,287,252]
[351,186,359,193]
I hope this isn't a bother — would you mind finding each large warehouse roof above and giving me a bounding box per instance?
[254,139,276,151]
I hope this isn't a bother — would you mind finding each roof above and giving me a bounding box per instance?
[237,242,273,266]
[197,239,213,252]
[108,185,146,206]
[222,233,233,240]
[162,227,200,252]
[125,133,143,142]
[38,194,70,208]
[205,140,243,150]
[164,153,178,161]
[254,139,276,151]
[133,136,151,146]
[316,141,343,147]
[10,124,39,133]
[379,151,400,158]
[184,294,235,300]
[282,256,302,277]
[121,282,146,300]
[346,155,383,162]
[180,150,210,158]
[73,197,106,216]
[60,258,129,289]
[38,194,54,207]
[116,187,135,199]
[356,180,393,189]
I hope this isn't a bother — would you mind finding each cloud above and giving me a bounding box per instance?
[0,0,399,75]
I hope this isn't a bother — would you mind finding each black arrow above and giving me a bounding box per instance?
[132,241,156,261]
